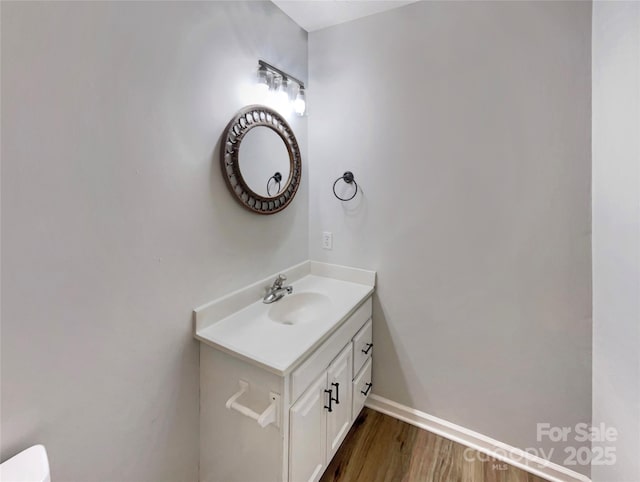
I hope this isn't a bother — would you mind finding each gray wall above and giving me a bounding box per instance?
[0,2,307,480]
[592,2,640,481]
[308,1,592,473]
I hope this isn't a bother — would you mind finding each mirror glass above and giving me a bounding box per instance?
[239,127,290,198]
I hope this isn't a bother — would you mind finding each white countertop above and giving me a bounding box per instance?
[194,262,375,375]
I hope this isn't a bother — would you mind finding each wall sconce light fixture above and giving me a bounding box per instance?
[257,60,306,116]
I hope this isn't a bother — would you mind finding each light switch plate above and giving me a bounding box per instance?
[322,232,333,250]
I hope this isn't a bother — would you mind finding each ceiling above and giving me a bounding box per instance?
[272,0,419,32]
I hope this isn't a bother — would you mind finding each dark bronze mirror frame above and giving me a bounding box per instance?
[221,105,302,215]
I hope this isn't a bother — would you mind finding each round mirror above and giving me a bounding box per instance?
[239,127,290,198]
[221,106,302,214]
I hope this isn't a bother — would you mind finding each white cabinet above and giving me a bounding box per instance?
[200,296,373,482]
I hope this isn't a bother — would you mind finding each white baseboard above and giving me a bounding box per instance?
[365,394,591,482]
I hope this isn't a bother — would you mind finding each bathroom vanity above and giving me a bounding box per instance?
[194,261,375,482]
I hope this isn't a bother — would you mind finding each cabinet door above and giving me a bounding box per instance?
[325,343,353,461]
[289,372,328,482]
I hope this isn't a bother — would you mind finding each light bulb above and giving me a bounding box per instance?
[256,65,269,93]
[277,77,290,104]
[267,75,289,114]
[271,75,281,93]
[257,65,268,86]
[294,86,306,116]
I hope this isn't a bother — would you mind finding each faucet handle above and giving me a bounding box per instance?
[274,274,287,287]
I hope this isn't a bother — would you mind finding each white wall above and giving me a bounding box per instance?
[309,1,592,473]
[592,2,640,481]
[0,2,307,480]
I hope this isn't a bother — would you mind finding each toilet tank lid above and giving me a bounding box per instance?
[0,445,50,482]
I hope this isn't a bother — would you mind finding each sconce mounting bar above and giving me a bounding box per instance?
[258,59,305,88]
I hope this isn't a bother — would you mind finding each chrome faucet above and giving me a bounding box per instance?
[263,274,293,304]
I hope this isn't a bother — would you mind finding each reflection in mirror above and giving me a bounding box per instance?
[267,172,283,197]
[239,127,290,198]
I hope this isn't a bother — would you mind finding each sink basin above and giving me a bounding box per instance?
[268,292,332,325]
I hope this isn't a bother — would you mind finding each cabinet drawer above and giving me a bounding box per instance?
[352,358,372,420]
[352,319,372,377]
[291,297,372,402]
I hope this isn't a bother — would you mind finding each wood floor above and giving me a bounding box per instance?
[320,408,549,482]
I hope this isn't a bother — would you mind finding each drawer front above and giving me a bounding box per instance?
[291,297,372,402]
[352,358,372,420]
[352,319,372,377]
